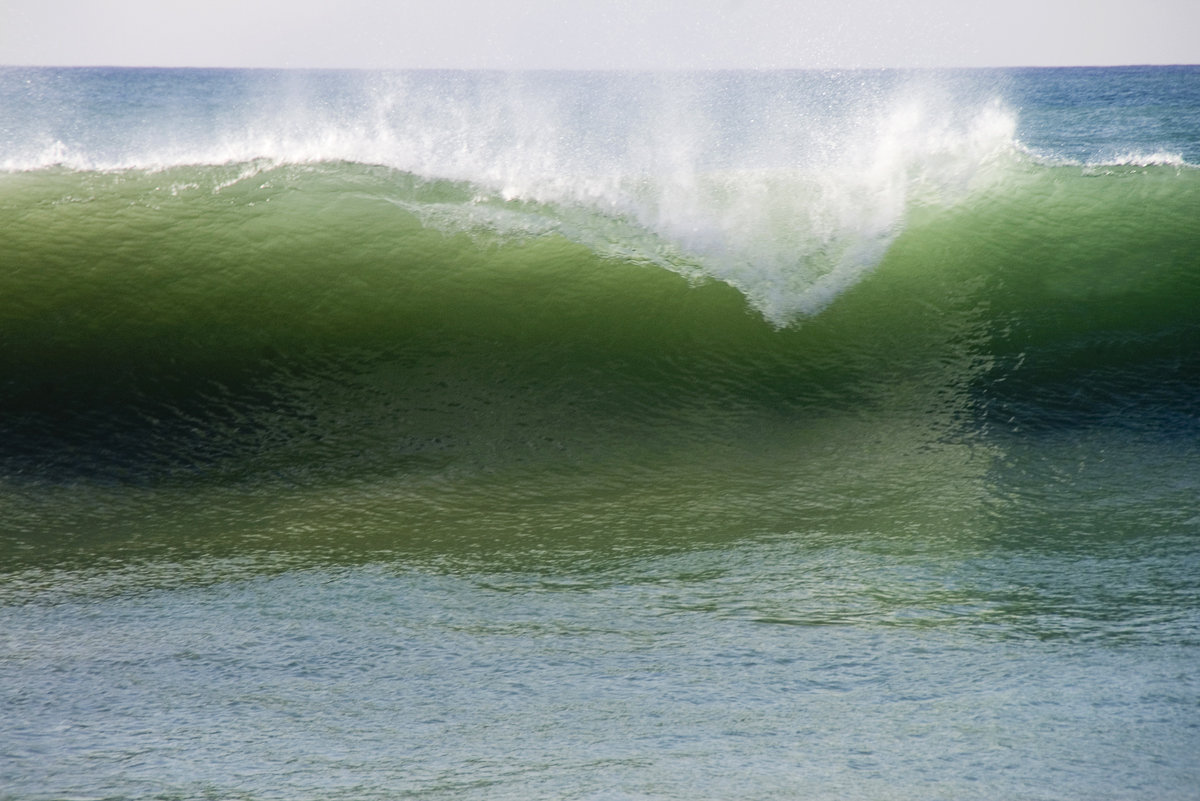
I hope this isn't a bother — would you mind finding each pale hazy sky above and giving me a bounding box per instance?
[2,0,1198,70]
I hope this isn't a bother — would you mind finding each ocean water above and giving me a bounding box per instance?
[1,66,1199,800]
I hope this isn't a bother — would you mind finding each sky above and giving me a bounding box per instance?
[2,0,1198,70]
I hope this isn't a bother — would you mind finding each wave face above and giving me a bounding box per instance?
[1,66,1198,502]
[2,157,1198,485]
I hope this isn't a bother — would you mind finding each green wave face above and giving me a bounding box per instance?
[1,157,1197,570]
[3,159,1197,474]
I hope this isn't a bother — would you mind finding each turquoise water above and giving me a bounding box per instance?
[1,67,1199,800]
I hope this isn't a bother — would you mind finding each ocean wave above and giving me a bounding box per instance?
[2,154,1198,484]
[3,68,1198,485]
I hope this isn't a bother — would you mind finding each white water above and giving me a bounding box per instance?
[2,69,1020,321]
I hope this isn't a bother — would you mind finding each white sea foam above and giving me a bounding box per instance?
[1089,150,1189,168]
[1,70,1022,323]
[325,74,1021,323]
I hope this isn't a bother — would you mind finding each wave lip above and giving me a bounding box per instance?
[3,69,1032,322]
[8,67,1198,323]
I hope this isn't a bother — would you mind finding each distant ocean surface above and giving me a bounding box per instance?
[1,66,1198,800]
